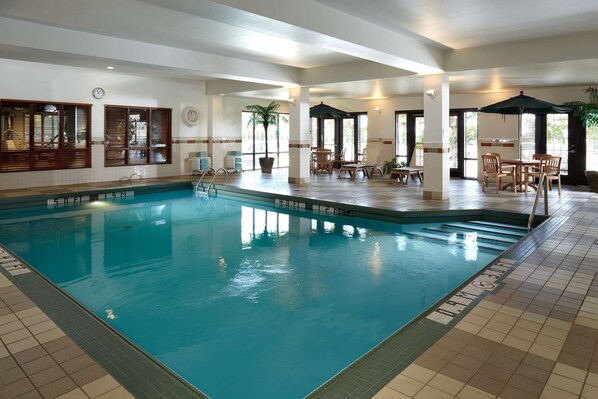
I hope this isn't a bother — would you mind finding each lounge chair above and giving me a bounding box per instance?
[388,145,423,184]
[338,139,383,180]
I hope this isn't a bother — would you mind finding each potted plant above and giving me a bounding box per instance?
[246,101,281,173]
[566,87,598,192]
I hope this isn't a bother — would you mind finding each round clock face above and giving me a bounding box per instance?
[92,87,105,99]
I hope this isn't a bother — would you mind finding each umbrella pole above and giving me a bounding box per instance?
[518,113,522,159]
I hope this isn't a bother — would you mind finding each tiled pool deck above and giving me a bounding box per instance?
[0,170,596,398]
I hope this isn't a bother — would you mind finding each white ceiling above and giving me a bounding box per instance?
[0,0,597,100]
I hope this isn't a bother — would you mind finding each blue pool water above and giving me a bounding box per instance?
[0,191,505,398]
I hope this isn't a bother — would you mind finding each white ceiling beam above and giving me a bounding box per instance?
[205,80,283,95]
[0,16,300,86]
[445,31,598,73]
[138,0,444,74]
[300,61,414,86]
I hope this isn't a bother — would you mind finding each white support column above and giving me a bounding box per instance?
[423,74,451,200]
[288,86,311,184]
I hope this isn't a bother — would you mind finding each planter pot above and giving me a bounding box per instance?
[259,157,275,173]
[586,170,598,192]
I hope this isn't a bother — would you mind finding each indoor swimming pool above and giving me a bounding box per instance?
[0,190,527,398]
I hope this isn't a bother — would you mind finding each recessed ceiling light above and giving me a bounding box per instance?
[106,66,114,70]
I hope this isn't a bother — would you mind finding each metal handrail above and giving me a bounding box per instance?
[195,167,215,193]
[206,168,229,196]
[528,172,549,231]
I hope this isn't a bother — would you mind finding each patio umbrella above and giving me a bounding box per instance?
[479,91,571,158]
[309,102,350,119]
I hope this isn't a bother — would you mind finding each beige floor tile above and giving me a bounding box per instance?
[544,317,572,332]
[478,300,501,311]
[414,385,453,399]
[478,327,506,343]
[455,320,483,335]
[546,373,583,395]
[55,388,90,399]
[0,319,25,335]
[462,313,490,327]
[514,318,543,333]
[586,372,598,387]
[372,387,411,399]
[539,324,569,340]
[1,327,33,344]
[15,307,43,319]
[541,385,580,399]
[6,336,39,354]
[485,319,513,334]
[534,333,565,350]
[0,313,19,326]
[401,364,436,384]
[387,374,425,397]
[95,386,134,399]
[502,335,532,352]
[81,375,121,398]
[498,305,524,318]
[582,383,598,399]
[427,373,465,395]
[553,362,588,382]
[36,328,66,344]
[21,313,51,327]
[528,342,560,361]
[28,320,58,335]
[509,326,538,342]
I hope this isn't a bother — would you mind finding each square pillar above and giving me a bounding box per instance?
[288,86,311,184]
[423,74,451,200]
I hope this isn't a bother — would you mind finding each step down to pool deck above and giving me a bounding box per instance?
[466,220,529,232]
[442,222,527,238]
[406,231,509,252]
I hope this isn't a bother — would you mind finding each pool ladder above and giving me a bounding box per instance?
[527,172,549,231]
[195,167,228,197]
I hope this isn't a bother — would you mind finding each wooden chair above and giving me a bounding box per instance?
[524,154,550,191]
[543,156,562,196]
[313,148,333,175]
[482,154,516,193]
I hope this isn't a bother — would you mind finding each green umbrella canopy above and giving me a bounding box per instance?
[309,102,350,119]
[479,91,571,115]
[479,92,571,158]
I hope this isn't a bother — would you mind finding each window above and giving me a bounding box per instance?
[395,109,478,177]
[1,100,91,172]
[521,114,536,160]
[104,106,171,166]
[241,111,289,170]
[395,113,408,165]
[546,114,569,175]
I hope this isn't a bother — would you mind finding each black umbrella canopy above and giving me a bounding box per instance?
[479,91,572,159]
[479,91,571,115]
[309,102,350,119]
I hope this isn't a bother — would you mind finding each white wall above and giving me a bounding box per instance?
[0,59,207,189]
[1,57,591,189]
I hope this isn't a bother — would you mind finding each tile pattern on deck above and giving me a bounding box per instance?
[1,169,597,398]
[373,192,598,399]
[0,272,133,399]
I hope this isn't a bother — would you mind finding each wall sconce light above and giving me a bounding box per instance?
[374,106,381,113]
[425,89,436,99]
[288,98,296,106]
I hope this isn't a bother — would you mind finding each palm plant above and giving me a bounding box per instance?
[246,101,281,159]
[565,87,598,127]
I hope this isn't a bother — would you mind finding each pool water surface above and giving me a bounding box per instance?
[0,191,506,398]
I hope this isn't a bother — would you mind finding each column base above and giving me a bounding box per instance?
[288,177,310,184]
[423,190,450,200]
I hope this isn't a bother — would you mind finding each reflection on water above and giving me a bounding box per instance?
[0,191,497,399]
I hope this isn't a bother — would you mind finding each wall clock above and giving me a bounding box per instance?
[92,87,105,99]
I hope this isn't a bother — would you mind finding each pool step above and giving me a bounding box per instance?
[406,231,508,252]
[423,227,518,246]
[442,222,527,238]
[466,220,528,232]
